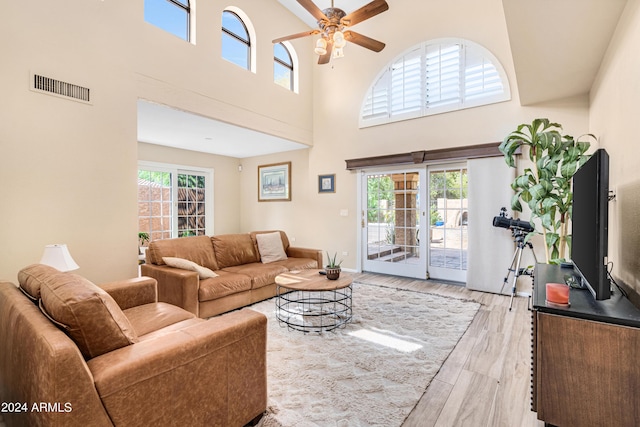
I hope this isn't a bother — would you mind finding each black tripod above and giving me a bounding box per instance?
[501,228,537,311]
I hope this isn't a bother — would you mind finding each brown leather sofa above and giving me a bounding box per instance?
[0,264,267,427]
[141,230,322,318]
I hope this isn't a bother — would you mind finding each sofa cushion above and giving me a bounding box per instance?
[147,235,219,271]
[198,271,253,302]
[17,264,61,301]
[162,257,218,278]
[222,263,288,289]
[123,302,197,337]
[271,257,319,272]
[255,231,288,263]
[212,234,260,268]
[39,272,139,359]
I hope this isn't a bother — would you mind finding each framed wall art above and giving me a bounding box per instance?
[318,174,335,193]
[258,162,291,201]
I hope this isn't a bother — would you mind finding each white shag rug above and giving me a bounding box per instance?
[251,282,480,427]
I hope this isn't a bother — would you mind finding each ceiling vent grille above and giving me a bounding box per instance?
[32,74,91,103]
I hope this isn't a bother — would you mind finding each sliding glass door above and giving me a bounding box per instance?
[427,164,468,283]
[361,169,427,279]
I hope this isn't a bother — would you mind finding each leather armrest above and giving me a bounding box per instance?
[99,277,157,310]
[87,309,267,426]
[140,264,200,316]
[287,247,323,268]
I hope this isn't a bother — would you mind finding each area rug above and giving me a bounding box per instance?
[251,282,480,427]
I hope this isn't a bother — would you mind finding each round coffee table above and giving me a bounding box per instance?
[275,269,353,333]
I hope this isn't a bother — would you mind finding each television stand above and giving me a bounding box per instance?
[531,263,640,427]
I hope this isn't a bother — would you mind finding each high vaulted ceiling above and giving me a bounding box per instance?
[138,0,629,157]
[502,0,628,105]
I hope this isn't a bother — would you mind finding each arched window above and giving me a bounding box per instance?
[274,43,294,91]
[361,38,511,127]
[222,9,251,70]
[144,0,191,42]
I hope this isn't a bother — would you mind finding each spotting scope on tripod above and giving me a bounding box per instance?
[493,208,537,311]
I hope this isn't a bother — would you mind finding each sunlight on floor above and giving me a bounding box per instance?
[348,328,423,353]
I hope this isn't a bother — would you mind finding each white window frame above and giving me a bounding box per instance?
[360,38,511,128]
[138,161,214,238]
[222,7,257,73]
[144,0,194,43]
[274,41,299,93]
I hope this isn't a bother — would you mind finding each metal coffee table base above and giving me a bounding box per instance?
[276,285,353,333]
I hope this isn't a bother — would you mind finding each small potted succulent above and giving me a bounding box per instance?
[325,252,343,280]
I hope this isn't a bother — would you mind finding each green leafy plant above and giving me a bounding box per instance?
[499,118,594,263]
[138,232,150,246]
[325,252,343,268]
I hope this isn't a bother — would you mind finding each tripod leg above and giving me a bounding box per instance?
[509,246,524,311]
[500,246,520,295]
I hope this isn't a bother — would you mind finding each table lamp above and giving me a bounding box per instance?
[39,244,79,271]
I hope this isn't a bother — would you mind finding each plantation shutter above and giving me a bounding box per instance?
[360,38,510,127]
[464,48,503,101]
[425,43,461,109]
[362,73,390,120]
[390,47,422,116]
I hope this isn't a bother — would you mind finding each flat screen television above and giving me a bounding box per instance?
[571,148,610,300]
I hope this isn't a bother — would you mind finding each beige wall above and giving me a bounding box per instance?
[0,0,314,283]
[4,0,630,288]
[589,0,640,299]
[0,0,139,283]
[239,0,590,271]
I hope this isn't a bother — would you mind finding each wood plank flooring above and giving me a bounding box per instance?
[351,272,545,427]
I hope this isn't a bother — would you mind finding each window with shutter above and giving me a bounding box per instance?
[360,38,510,127]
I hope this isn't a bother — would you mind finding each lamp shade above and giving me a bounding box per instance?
[39,244,79,272]
[333,31,346,49]
[314,38,327,55]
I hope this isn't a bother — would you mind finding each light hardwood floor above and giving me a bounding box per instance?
[351,272,545,427]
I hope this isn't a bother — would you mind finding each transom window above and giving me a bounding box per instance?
[274,43,294,91]
[138,162,213,241]
[222,10,251,70]
[144,0,191,42]
[361,38,510,127]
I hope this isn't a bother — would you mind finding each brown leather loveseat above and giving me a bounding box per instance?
[141,230,322,318]
[0,264,267,427]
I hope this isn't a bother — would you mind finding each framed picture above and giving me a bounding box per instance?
[258,162,291,201]
[318,174,335,193]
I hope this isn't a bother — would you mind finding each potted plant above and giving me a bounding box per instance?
[138,232,150,258]
[325,252,343,280]
[499,118,594,263]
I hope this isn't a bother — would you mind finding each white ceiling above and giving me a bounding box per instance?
[276,0,372,27]
[137,100,309,159]
[137,0,629,158]
[503,0,628,105]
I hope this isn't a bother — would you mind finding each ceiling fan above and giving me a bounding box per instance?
[274,0,389,64]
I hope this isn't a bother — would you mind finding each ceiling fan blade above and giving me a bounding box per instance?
[273,29,320,44]
[318,42,333,64]
[341,0,389,26]
[344,31,385,52]
[297,0,329,22]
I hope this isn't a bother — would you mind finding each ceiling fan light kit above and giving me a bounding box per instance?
[274,0,389,65]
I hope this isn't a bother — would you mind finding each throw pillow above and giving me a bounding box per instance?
[39,272,139,359]
[162,257,218,279]
[256,231,288,264]
[17,263,61,301]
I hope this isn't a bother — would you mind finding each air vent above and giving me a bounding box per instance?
[32,74,91,103]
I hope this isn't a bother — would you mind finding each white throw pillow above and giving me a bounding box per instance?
[162,257,218,279]
[256,232,288,264]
